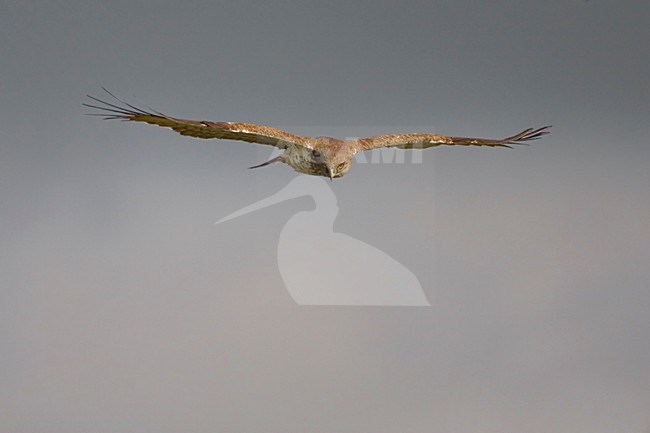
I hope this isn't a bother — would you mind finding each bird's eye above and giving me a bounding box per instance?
[312,150,321,158]
[337,163,345,171]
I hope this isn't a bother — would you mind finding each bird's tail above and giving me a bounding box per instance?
[248,155,283,169]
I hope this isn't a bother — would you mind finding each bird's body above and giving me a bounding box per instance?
[84,89,551,179]
[279,136,352,178]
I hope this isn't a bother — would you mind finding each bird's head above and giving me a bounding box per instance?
[326,159,351,180]
[310,139,352,180]
[310,149,351,180]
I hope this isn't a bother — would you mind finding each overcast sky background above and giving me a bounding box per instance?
[1,1,649,432]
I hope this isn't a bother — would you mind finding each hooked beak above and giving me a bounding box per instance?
[326,166,334,181]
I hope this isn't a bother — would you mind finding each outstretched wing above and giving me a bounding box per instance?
[357,126,551,151]
[84,89,311,149]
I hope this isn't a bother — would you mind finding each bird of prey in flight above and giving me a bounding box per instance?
[84,89,550,180]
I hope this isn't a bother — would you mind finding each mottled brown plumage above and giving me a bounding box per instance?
[85,89,551,179]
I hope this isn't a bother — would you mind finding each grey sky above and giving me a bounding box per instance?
[1,1,649,432]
